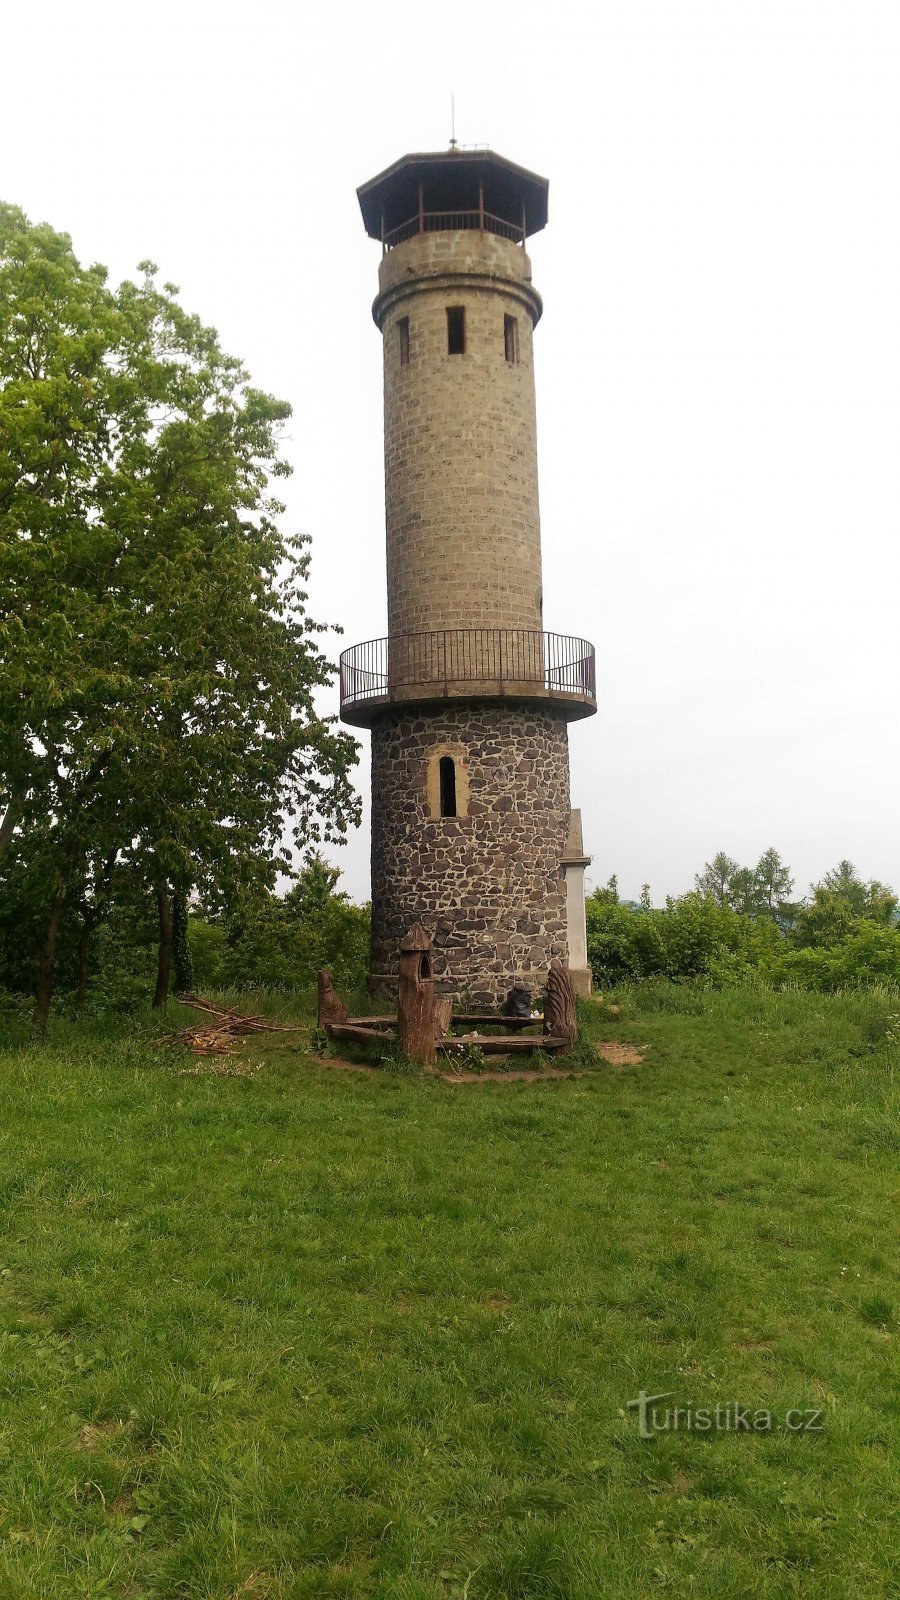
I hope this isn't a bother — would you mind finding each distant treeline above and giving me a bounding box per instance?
[588,852,900,990]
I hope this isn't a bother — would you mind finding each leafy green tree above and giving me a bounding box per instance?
[198,857,370,996]
[0,203,360,1026]
[792,862,898,950]
[695,852,740,907]
[696,848,794,920]
[751,847,794,917]
[592,874,619,906]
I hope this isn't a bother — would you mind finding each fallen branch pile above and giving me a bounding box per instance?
[164,995,305,1056]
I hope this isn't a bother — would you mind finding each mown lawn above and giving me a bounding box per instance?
[0,986,896,1599]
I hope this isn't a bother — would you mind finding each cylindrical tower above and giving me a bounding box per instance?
[343,150,596,1004]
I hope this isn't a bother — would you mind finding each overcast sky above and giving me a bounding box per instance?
[4,0,898,904]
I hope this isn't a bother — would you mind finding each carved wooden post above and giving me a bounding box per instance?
[317,969,348,1029]
[433,997,453,1043]
[543,960,578,1051]
[397,923,436,1064]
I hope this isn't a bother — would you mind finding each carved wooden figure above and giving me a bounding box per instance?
[397,923,436,1065]
[543,960,578,1050]
[317,969,348,1029]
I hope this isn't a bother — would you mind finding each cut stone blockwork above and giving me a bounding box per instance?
[370,702,571,1005]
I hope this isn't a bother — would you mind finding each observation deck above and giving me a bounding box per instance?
[357,148,549,253]
[339,629,596,728]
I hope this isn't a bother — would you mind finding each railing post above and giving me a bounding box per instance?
[418,181,424,236]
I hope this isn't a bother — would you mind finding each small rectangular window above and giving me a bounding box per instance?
[447,305,466,355]
[398,316,409,366]
[439,756,457,817]
[504,314,519,365]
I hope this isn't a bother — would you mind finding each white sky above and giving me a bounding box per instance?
[4,0,898,905]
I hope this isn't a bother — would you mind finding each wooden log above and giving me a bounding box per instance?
[317,969,348,1028]
[397,923,436,1065]
[325,1022,394,1044]
[450,1013,542,1030]
[543,961,578,1051]
[439,1035,570,1055]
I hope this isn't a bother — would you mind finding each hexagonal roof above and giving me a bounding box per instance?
[357,149,549,241]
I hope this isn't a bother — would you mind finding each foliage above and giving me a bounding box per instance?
[191,856,370,998]
[695,847,794,919]
[587,890,782,987]
[0,202,360,1022]
[595,856,900,993]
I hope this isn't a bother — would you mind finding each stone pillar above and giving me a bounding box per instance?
[561,808,592,998]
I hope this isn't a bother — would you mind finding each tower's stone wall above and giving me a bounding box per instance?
[375,231,544,638]
[370,702,571,1005]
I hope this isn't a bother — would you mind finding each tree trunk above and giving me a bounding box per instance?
[73,850,117,1011]
[153,883,173,1010]
[74,917,93,1010]
[0,788,24,858]
[33,886,66,1035]
[171,889,194,994]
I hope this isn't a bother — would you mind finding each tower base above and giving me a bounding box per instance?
[369,701,572,1007]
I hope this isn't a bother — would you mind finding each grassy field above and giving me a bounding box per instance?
[0,986,896,1599]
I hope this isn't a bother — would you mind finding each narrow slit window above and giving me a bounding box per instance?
[398,316,410,366]
[439,756,457,818]
[504,314,519,365]
[446,305,466,355]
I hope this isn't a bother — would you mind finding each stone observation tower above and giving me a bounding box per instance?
[341,148,595,1003]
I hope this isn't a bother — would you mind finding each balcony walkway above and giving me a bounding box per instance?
[339,629,596,727]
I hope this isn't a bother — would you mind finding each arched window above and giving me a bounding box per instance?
[439,756,457,818]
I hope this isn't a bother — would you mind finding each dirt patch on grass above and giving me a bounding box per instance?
[595,1041,643,1066]
[309,1043,645,1082]
[76,1420,129,1450]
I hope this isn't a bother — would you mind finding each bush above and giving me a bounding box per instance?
[587,889,900,994]
[586,892,781,987]
[191,858,370,998]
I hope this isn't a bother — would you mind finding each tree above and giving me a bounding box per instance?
[751,847,794,917]
[792,862,898,949]
[0,204,361,1026]
[695,852,740,907]
[205,857,370,995]
[591,874,619,906]
[696,848,793,920]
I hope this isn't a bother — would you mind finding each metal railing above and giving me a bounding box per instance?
[383,209,525,251]
[340,629,596,710]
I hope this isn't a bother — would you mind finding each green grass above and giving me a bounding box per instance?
[0,986,896,1598]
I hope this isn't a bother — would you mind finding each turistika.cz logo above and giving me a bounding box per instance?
[627,1390,824,1440]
